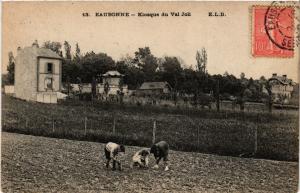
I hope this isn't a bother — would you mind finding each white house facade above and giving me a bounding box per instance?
[15,42,62,103]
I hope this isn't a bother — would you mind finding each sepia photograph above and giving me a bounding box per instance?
[1,1,299,192]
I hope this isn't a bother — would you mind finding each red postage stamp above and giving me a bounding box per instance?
[252,5,295,57]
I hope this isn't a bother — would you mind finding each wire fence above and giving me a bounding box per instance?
[2,95,298,161]
[3,112,260,156]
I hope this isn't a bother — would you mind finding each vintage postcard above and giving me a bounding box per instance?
[1,1,299,193]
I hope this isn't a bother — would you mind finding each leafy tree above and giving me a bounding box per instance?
[120,54,135,67]
[64,41,72,59]
[104,82,110,96]
[264,81,273,113]
[43,41,62,56]
[7,52,15,84]
[118,78,125,104]
[75,43,81,60]
[215,78,220,111]
[91,76,97,98]
[62,59,80,82]
[2,74,9,86]
[116,60,128,75]
[65,76,71,96]
[196,48,207,73]
[80,52,115,82]
[160,56,183,90]
[259,76,266,82]
[243,88,252,99]
[116,60,144,89]
[234,80,247,111]
[240,72,246,80]
[223,71,229,77]
[133,47,158,81]
[179,69,198,94]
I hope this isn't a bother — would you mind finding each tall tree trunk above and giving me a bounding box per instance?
[268,95,272,113]
[216,79,220,112]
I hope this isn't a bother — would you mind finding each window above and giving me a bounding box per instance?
[47,63,53,73]
[45,78,53,90]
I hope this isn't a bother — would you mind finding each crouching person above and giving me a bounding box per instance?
[104,142,125,171]
[150,141,169,171]
[131,148,150,169]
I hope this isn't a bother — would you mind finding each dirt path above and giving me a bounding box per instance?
[1,132,298,193]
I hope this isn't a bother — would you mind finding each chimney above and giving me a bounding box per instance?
[272,73,277,77]
[32,40,39,48]
[17,46,22,54]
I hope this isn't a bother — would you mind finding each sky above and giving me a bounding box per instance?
[2,1,299,81]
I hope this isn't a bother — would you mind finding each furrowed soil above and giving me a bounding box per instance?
[1,132,298,193]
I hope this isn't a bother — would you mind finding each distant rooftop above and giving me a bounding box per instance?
[102,71,124,77]
[139,81,172,90]
[269,73,295,85]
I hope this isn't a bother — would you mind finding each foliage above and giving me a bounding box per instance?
[133,47,158,81]
[159,56,183,90]
[6,51,15,84]
[196,48,207,73]
[64,41,72,59]
[42,41,62,56]
[62,59,80,82]
[74,43,81,60]
[6,41,297,106]
[116,60,144,89]
[82,52,115,82]
[104,82,110,95]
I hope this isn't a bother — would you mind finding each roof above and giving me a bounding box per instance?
[269,76,294,85]
[102,71,124,77]
[139,81,172,90]
[21,46,62,59]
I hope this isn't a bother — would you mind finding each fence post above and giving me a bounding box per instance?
[52,117,55,133]
[84,117,87,136]
[25,117,28,133]
[152,120,156,144]
[113,117,116,134]
[197,126,200,148]
[253,124,257,155]
[216,79,220,112]
[90,119,92,132]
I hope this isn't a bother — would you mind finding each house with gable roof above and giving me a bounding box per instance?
[263,73,296,103]
[137,81,172,96]
[14,41,63,103]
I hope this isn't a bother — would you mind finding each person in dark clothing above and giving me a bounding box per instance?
[104,142,125,171]
[150,141,169,171]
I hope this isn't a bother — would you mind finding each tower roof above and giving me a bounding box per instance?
[102,71,124,77]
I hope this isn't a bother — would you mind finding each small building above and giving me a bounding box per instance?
[70,71,128,96]
[138,81,172,95]
[98,71,128,95]
[14,42,62,103]
[264,73,295,103]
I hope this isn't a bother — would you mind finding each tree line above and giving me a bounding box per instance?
[6,40,273,105]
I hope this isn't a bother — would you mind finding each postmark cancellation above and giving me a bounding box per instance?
[252,5,295,57]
